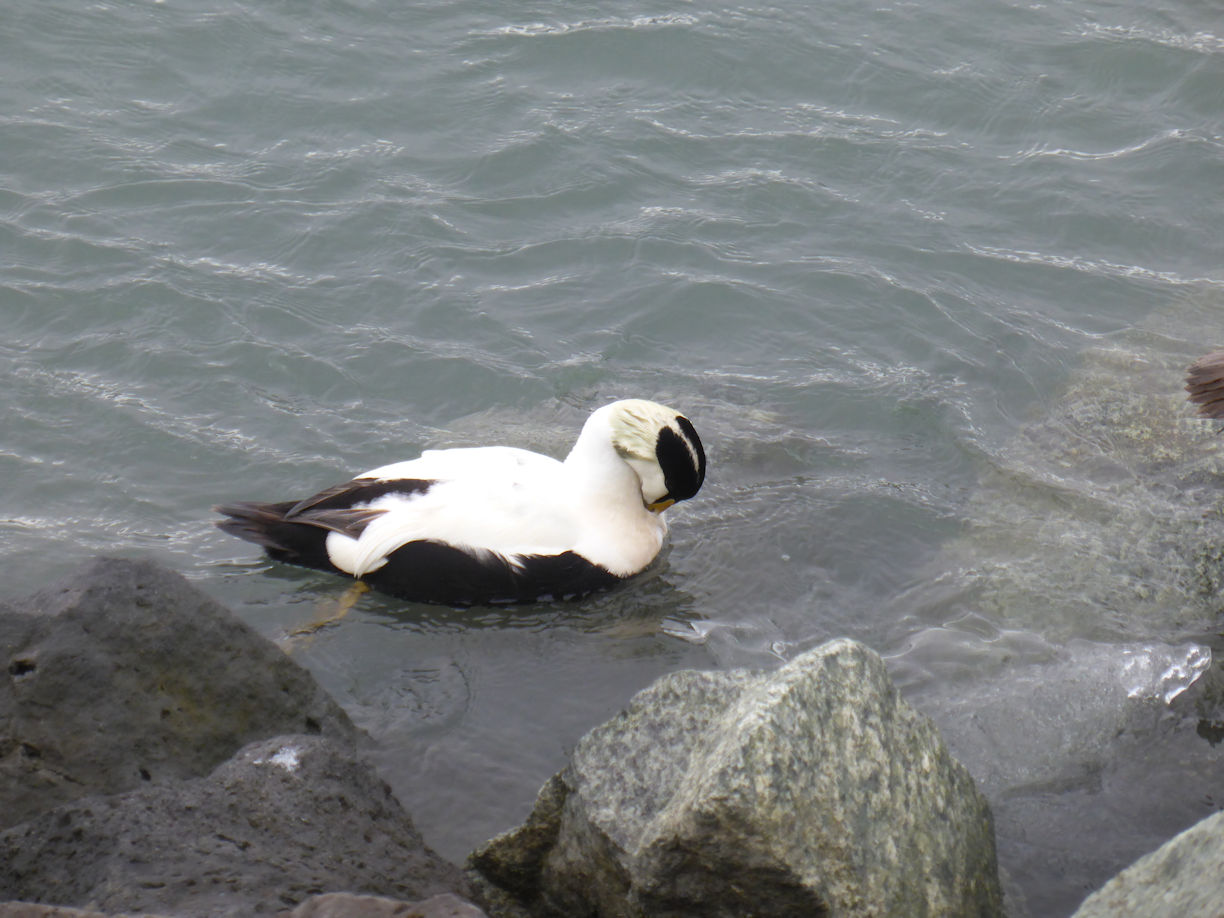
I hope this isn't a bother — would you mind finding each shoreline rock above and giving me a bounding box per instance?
[1069,809,1224,918]
[14,555,1209,917]
[0,734,468,917]
[0,556,358,830]
[470,638,1004,917]
[0,558,479,917]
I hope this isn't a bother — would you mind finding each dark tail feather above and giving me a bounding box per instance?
[214,501,297,550]
[214,501,335,571]
[1187,352,1224,419]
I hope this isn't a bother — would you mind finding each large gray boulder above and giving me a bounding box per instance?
[470,638,1002,918]
[1070,809,1224,917]
[0,557,358,829]
[0,734,468,917]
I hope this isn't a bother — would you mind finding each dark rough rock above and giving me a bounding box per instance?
[0,906,151,918]
[0,892,491,918]
[470,638,1003,918]
[0,557,358,830]
[1069,809,1224,917]
[0,734,469,917]
[0,557,474,916]
[285,891,489,917]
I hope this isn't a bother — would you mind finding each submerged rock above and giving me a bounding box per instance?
[0,734,467,916]
[0,556,358,830]
[1070,809,1224,918]
[881,333,1224,913]
[470,638,1002,918]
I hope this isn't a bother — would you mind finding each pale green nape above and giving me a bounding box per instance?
[607,399,683,462]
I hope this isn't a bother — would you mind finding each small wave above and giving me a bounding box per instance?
[1083,22,1224,55]
[303,139,405,162]
[1007,128,1193,162]
[640,106,950,148]
[488,13,700,38]
[964,244,1224,289]
[155,252,332,285]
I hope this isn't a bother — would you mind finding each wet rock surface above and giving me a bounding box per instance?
[286,891,490,917]
[471,638,1003,917]
[0,556,357,830]
[8,555,1210,917]
[1069,809,1224,918]
[0,893,488,918]
[0,739,467,915]
[0,558,478,917]
[882,335,1224,915]
[0,734,469,917]
[0,905,152,918]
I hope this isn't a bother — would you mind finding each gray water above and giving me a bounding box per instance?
[4,1,1224,913]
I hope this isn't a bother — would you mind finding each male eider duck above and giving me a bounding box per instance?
[215,399,706,605]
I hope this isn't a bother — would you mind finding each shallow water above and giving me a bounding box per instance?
[4,0,1224,913]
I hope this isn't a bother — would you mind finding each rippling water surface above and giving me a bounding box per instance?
[5,1,1224,913]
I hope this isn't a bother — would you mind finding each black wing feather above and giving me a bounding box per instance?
[286,478,434,517]
[214,478,436,570]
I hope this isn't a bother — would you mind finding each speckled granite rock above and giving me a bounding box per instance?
[0,557,359,831]
[470,638,1002,918]
[0,734,468,917]
[1069,809,1224,918]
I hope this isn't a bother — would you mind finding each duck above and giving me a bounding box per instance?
[215,399,706,605]
[1187,352,1224,418]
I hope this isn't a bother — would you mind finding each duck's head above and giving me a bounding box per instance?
[604,399,706,513]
